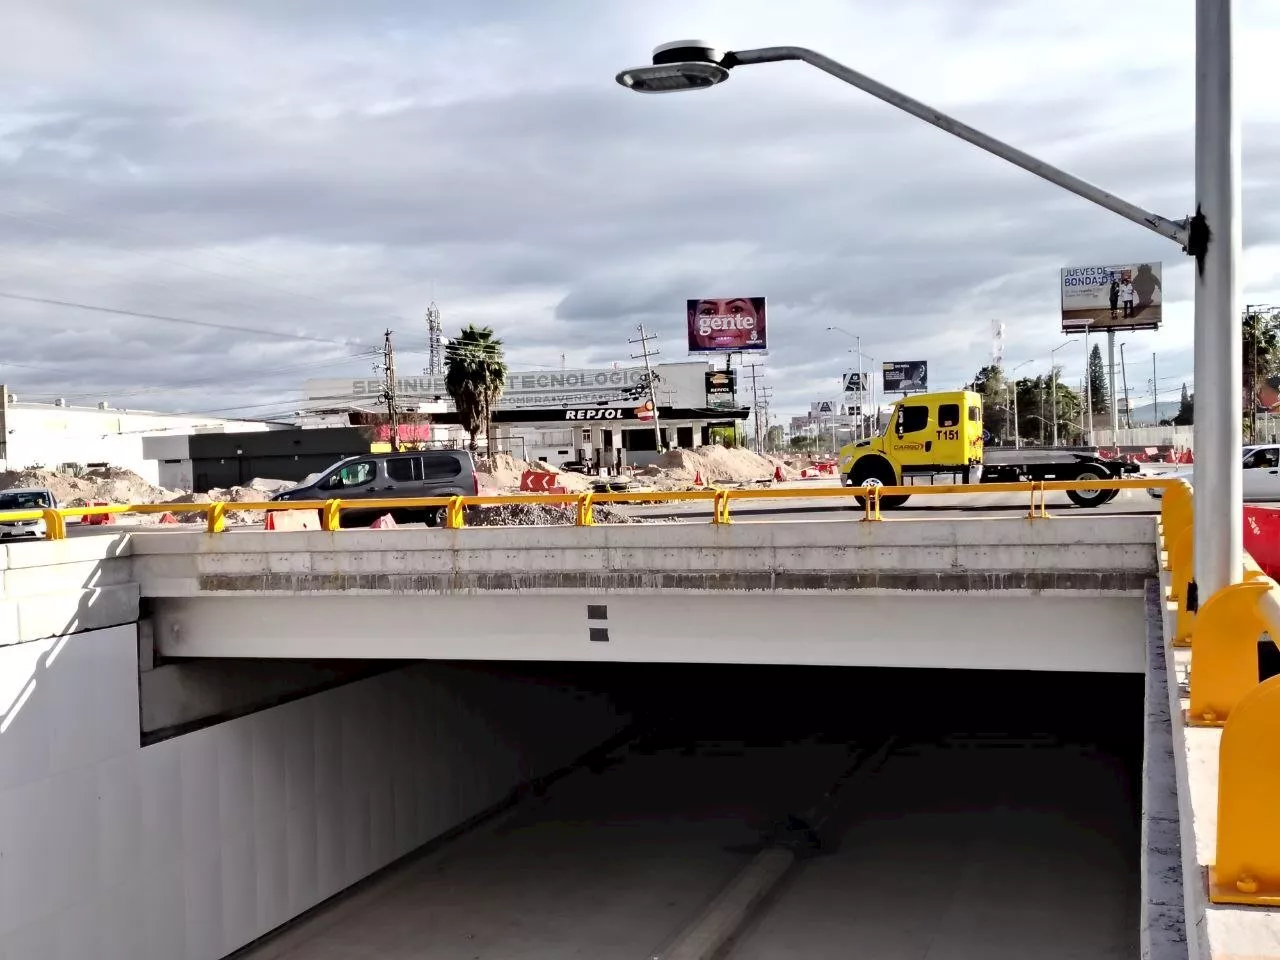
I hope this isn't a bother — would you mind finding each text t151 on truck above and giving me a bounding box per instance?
[837,389,1138,508]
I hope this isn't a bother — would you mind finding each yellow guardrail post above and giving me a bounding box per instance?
[860,486,882,522]
[576,493,595,527]
[41,508,66,540]
[712,489,732,525]
[1186,580,1272,726]
[1209,673,1280,905]
[322,499,342,532]
[206,501,227,534]
[445,496,466,529]
[1160,482,1193,569]
[1167,526,1195,646]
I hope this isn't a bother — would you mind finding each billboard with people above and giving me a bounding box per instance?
[1060,263,1162,333]
[882,361,928,394]
[687,297,768,354]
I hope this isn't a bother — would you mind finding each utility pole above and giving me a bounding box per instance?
[382,329,400,451]
[629,324,664,452]
[1119,342,1132,430]
[745,363,766,452]
[1152,353,1158,425]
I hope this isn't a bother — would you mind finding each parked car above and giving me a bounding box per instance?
[269,451,478,526]
[1147,444,1280,502]
[0,487,58,539]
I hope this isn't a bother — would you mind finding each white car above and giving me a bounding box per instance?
[0,487,58,538]
[1148,444,1280,502]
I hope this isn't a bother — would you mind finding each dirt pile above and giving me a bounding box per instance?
[642,447,797,488]
[463,503,639,526]
[477,453,593,492]
[0,466,176,506]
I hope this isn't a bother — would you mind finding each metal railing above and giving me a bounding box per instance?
[0,477,1176,538]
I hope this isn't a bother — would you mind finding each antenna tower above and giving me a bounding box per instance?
[425,301,443,375]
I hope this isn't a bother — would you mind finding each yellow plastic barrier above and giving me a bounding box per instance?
[1187,579,1273,726]
[1209,673,1280,905]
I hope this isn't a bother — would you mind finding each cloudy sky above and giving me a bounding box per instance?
[2,0,1279,423]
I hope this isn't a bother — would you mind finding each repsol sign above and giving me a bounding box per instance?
[563,408,628,421]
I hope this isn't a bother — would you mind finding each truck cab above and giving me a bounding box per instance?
[838,390,984,501]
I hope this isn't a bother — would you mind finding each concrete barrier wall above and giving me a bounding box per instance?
[0,624,625,960]
[129,517,1158,598]
[1,537,137,648]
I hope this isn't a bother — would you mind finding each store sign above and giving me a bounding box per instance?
[563,408,631,421]
[315,366,652,410]
[844,372,863,392]
[705,370,736,396]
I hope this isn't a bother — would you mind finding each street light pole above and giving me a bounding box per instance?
[619,10,1239,596]
[1049,339,1077,447]
[1192,0,1242,599]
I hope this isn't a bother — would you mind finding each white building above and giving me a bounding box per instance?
[304,360,747,468]
[0,388,284,487]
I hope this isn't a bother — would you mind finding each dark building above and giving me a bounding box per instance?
[189,428,367,492]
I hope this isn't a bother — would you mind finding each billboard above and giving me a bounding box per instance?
[687,297,767,354]
[882,361,928,394]
[1060,262,1162,333]
[843,371,863,393]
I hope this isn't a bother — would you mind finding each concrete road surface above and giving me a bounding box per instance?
[233,668,1139,960]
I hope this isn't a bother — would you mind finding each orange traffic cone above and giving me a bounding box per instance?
[263,512,275,530]
[774,465,785,482]
[370,513,397,530]
[159,512,178,524]
[693,470,704,487]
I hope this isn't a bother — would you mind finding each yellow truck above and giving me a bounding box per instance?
[837,389,1138,508]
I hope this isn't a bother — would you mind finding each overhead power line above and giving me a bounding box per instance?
[0,291,364,347]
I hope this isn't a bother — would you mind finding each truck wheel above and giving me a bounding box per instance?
[1065,465,1110,507]
[850,458,908,509]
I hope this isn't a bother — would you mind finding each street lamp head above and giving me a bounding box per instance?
[615,41,731,94]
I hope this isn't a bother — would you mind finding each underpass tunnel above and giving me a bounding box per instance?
[231,662,1143,960]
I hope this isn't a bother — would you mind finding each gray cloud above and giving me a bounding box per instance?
[1,0,1278,422]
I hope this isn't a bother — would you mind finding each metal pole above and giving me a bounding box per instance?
[1107,330,1119,437]
[1192,0,1242,599]
[1051,365,1058,447]
[1013,382,1020,449]
[1152,352,1159,425]
[1084,325,1093,446]
[728,47,1190,247]
[1120,342,1132,430]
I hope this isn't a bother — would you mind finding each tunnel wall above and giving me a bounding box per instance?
[0,624,625,960]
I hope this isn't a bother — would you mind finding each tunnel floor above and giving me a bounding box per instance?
[233,666,1141,960]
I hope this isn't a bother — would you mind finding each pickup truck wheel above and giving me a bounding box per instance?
[1065,465,1110,507]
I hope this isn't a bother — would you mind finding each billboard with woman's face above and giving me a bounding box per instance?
[687,297,768,354]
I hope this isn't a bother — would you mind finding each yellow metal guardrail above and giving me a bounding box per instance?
[0,476,1179,538]
[1153,479,1280,907]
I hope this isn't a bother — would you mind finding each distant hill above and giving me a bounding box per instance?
[1124,399,1182,424]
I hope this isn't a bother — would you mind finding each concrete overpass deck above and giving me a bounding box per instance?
[2,491,1280,959]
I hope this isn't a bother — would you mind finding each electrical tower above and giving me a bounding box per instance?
[425,302,443,375]
[629,325,664,452]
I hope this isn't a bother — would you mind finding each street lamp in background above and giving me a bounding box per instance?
[1049,339,1078,447]
[827,326,877,440]
[618,7,1240,601]
[1008,360,1033,449]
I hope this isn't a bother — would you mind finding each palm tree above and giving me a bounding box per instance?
[444,325,507,452]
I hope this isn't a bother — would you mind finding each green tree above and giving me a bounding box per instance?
[765,425,785,451]
[1244,308,1280,434]
[1087,343,1110,416]
[970,364,1009,441]
[444,325,508,452]
[1170,382,1194,426]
